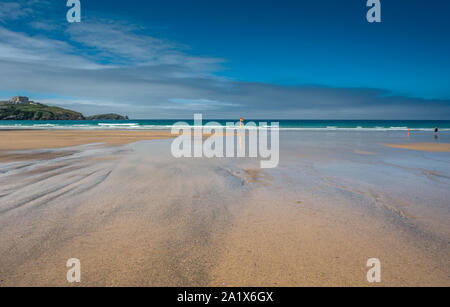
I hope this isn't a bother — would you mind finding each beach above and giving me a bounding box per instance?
[0,129,449,286]
[0,130,177,151]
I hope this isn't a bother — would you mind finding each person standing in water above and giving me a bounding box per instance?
[435,127,439,140]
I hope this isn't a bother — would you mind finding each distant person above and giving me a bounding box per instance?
[435,127,439,140]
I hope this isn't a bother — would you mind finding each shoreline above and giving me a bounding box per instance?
[1,129,450,162]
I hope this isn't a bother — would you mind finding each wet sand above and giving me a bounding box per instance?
[0,150,78,163]
[0,131,449,286]
[385,142,450,152]
[355,150,375,155]
[0,130,176,163]
[0,130,175,151]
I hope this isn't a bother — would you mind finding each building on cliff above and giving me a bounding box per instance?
[10,96,30,104]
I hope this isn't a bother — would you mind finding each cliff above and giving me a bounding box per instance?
[0,103,85,120]
[0,100,128,121]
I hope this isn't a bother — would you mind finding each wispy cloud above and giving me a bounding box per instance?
[0,1,32,22]
[65,20,225,75]
[0,27,102,69]
[166,98,241,110]
[27,21,59,31]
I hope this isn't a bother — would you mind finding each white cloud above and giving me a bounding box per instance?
[0,2,32,22]
[166,98,241,110]
[0,27,103,69]
[27,21,59,31]
[65,20,225,75]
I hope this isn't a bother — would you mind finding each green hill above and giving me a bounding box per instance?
[0,103,85,120]
[0,100,129,121]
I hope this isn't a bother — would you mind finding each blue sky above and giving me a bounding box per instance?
[0,0,449,119]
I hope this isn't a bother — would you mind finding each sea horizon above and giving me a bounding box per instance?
[1,119,450,131]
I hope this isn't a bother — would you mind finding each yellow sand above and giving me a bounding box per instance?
[0,130,175,151]
[355,150,375,155]
[385,142,450,152]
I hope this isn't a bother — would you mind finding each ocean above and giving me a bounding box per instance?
[0,119,449,131]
